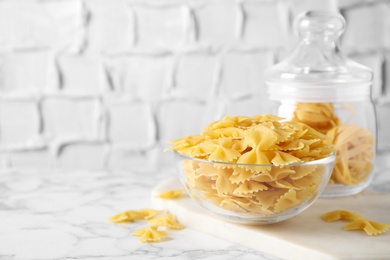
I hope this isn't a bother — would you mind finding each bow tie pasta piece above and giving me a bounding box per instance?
[244,124,279,150]
[214,167,237,196]
[322,210,363,222]
[108,211,141,223]
[290,165,317,180]
[108,209,162,223]
[268,179,301,190]
[289,174,321,189]
[229,197,267,214]
[131,226,167,243]
[237,147,271,166]
[289,121,332,142]
[203,127,245,139]
[274,186,316,213]
[204,138,243,162]
[229,166,255,184]
[168,135,206,152]
[148,213,185,230]
[270,151,301,166]
[250,167,293,182]
[203,116,241,130]
[344,219,390,236]
[279,139,320,152]
[219,198,248,213]
[233,180,268,195]
[155,189,186,199]
[255,189,289,211]
[137,209,163,220]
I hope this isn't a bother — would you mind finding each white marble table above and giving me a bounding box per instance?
[1,154,390,260]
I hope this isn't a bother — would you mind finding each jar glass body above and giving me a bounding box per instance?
[269,98,376,197]
[265,11,377,197]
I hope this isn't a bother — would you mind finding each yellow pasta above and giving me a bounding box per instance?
[233,181,268,195]
[107,208,162,223]
[169,114,335,215]
[155,189,186,199]
[327,124,374,185]
[292,103,340,134]
[322,209,363,222]
[131,226,167,243]
[292,103,374,185]
[148,213,185,230]
[322,209,390,236]
[109,209,185,243]
[274,187,316,213]
[229,166,254,184]
[344,219,390,236]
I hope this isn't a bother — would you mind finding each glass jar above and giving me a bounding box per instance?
[264,11,376,197]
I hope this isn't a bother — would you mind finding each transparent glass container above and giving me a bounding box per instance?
[264,11,377,197]
[174,151,335,224]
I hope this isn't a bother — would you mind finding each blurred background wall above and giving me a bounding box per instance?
[0,0,389,171]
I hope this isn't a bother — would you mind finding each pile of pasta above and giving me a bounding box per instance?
[292,103,374,185]
[169,114,335,215]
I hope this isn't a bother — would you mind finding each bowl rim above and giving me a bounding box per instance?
[173,150,336,167]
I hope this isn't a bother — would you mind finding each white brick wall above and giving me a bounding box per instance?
[0,50,55,94]
[85,0,134,53]
[0,100,41,148]
[195,1,240,46]
[0,0,390,170]
[107,54,173,99]
[134,4,189,49]
[341,2,390,52]
[0,0,85,51]
[242,1,289,48]
[174,52,219,100]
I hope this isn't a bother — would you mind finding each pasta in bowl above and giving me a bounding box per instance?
[169,114,336,224]
[174,151,335,224]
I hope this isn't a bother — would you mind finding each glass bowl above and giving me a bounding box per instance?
[174,151,335,224]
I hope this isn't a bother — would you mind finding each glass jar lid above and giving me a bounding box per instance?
[265,11,373,102]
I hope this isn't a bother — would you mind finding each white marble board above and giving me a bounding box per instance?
[152,177,390,260]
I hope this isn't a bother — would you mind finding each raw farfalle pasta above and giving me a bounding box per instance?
[148,213,185,229]
[322,209,363,222]
[170,115,334,162]
[169,115,335,215]
[131,226,167,243]
[292,103,374,185]
[322,209,390,236]
[107,208,162,223]
[155,189,186,199]
[344,219,390,236]
[108,209,185,243]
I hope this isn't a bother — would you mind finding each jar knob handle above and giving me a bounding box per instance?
[294,11,346,37]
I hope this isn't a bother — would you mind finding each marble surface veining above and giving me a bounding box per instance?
[1,156,390,260]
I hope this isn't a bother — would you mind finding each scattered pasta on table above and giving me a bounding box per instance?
[155,189,186,199]
[108,195,185,243]
[322,209,390,236]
